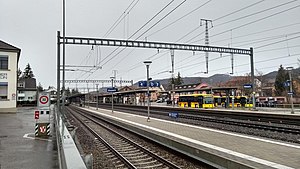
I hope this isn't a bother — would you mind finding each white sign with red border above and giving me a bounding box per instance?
[38,92,50,107]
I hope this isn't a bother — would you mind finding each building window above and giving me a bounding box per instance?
[18,82,24,88]
[0,73,7,79]
[0,56,8,70]
[0,82,8,100]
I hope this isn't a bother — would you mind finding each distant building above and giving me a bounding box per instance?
[17,77,37,105]
[45,86,57,103]
[0,40,21,112]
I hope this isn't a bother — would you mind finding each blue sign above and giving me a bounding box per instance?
[288,92,294,95]
[138,81,147,87]
[168,112,179,118]
[243,84,252,89]
[107,87,118,92]
[138,81,160,87]
[150,81,160,87]
[284,81,291,87]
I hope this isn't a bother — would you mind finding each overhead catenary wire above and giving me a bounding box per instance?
[162,47,299,79]
[129,0,175,39]
[205,4,300,42]
[214,0,297,27]
[256,44,300,53]
[150,31,300,79]
[255,35,300,49]
[101,0,214,78]
[210,22,300,44]
[135,0,187,40]
[88,0,270,79]
[214,0,266,21]
[70,1,300,88]
[89,0,176,76]
[234,32,300,48]
[189,1,300,44]
[237,62,299,74]
[146,0,212,38]
[87,0,189,81]
[188,53,300,76]
[103,0,139,38]
[72,0,140,80]
[183,0,268,43]
[118,31,300,82]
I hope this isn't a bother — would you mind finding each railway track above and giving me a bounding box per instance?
[180,114,300,135]
[89,103,300,135]
[66,106,191,169]
[79,103,300,144]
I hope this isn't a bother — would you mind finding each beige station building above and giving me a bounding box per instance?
[0,40,21,112]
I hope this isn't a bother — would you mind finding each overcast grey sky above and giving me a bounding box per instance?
[1,0,299,91]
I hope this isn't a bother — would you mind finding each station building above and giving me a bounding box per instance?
[0,40,21,112]
[17,77,37,105]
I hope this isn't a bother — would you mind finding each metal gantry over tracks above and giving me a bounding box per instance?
[56,31,255,110]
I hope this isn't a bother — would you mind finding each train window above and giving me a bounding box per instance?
[204,97,213,104]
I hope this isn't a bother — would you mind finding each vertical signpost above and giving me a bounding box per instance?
[35,92,51,137]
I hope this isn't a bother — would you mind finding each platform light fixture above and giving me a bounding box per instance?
[144,60,152,122]
[110,76,115,113]
[286,67,294,114]
[96,84,99,110]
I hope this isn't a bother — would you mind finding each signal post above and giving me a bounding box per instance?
[34,92,51,137]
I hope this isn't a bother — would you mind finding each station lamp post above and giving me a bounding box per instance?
[110,76,115,113]
[286,67,294,114]
[144,60,152,122]
[96,84,99,110]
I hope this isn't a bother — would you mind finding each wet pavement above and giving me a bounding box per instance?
[0,107,58,169]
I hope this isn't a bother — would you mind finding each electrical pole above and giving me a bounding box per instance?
[62,0,66,112]
[87,83,89,108]
[110,77,115,113]
[250,47,256,110]
[113,70,117,87]
[287,67,294,114]
[57,31,61,112]
[230,53,234,74]
[200,19,213,74]
[170,50,175,107]
[96,84,99,110]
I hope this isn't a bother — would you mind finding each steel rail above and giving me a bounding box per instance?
[68,106,181,169]
[66,107,136,169]
[88,103,300,135]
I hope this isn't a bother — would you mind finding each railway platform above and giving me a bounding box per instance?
[80,105,300,169]
[0,107,58,169]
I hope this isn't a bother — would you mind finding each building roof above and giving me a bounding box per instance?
[18,78,36,89]
[174,86,238,93]
[0,40,21,62]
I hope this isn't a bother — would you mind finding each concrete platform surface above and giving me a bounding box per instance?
[82,106,300,169]
[0,107,58,169]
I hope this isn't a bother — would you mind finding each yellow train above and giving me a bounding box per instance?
[214,95,253,108]
[178,94,214,108]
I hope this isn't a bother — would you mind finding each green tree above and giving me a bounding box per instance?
[168,72,183,90]
[274,65,289,96]
[174,72,183,85]
[23,63,34,78]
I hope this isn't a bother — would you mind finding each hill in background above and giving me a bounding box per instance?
[142,67,300,87]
